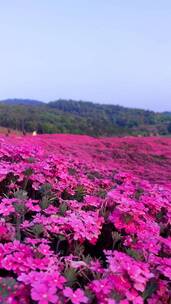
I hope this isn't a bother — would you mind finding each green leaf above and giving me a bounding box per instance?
[126,248,144,261]
[40,196,50,210]
[64,268,77,287]
[59,202,68,216]
[14,189,28,200]
[23,167,34,176]
[142,279,158,300]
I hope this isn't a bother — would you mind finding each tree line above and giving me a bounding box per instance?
[0,99,171,136]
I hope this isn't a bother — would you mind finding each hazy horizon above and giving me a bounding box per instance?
[1,97,171,113]
[0,1,171,111]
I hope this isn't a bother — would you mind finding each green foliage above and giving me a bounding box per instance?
[0,99,171,136]
[64,268,78,287]
[40,196,50,210]
[0,278,17,302]
[39,183,54,210]
[134,188,144,200]
[30,224,44,237]
[126,248,144,261]
[59,202,68,216]
[73,185,86,202]
[14,189,28,200]
[39,183,52,196]
[142,279,158,300]
[167,122,171,133]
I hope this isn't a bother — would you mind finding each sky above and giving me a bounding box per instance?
[0,1,171,112]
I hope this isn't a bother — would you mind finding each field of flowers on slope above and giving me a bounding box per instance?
[0,134,170,304]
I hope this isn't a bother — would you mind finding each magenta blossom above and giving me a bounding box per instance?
[63,287,88,304]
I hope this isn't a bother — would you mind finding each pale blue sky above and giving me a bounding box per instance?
[0,1,171,111]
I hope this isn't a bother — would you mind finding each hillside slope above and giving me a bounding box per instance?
[0,98,171,136]
[0,98,43,106]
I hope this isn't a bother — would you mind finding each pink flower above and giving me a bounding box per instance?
[31,282,58,304]
[37,244,52,256]
[26,199,41,212]
[0,198,16,216]
[63,287,88,304]
[0,134,171,304]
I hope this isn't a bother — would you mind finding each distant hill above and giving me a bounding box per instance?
[163,111,171,116]
[0,98,171,136]
[0,99,44,106]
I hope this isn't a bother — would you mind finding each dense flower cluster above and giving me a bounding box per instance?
[0,135,170,303]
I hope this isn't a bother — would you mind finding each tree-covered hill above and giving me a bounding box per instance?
[0,98,171,136]
[0,98,44,106]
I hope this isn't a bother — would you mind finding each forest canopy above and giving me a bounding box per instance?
[0,99,171,136]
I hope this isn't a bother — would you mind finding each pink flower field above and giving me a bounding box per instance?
[0,134,170,304]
